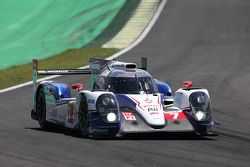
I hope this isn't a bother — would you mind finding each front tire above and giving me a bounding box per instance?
[78,95,90,137]
[198,126,210,136]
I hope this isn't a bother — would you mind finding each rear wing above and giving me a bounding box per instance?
[32,59,92,107]
[32,59,91,91]
[32,59,91,76]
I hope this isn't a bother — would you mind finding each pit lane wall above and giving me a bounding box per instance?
[0,0,126,70]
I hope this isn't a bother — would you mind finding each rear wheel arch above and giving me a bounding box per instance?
[36,85,49,129]
[35,85,45,106]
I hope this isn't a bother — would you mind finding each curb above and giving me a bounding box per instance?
[103,0,161,49]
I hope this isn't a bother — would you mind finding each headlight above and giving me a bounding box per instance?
[102,97,111,105]
[189,92,211,121]
[96,94,119,123]
[195,111,206,121]
[197,95,205,103]
[107,113,117,122]
[102,97,115,106]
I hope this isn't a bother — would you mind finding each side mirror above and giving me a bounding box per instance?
[182,81,192,88]
[72,83,84,91]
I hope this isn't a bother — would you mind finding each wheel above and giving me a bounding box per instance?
[36,88,50,129]
[198,126,210,136]
[78,95,90,137]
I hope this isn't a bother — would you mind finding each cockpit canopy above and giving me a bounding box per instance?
[93,69,158,94]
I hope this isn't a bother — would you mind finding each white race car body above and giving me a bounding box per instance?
[31,58,214,137]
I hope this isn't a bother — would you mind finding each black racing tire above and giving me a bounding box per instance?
[78,95,90,138]
[198,126,210,136]
[36,88,50,129]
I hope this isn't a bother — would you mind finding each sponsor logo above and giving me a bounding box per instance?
[148,107,158,112]
[145,99,153,103]
[122,112,136,121]
[164,111,187,120]
[88,99,95,104]
[47,70,68,73]
[144,104,158,108]
[150,112,160,115]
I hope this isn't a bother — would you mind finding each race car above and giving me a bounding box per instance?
[31,57,214,138]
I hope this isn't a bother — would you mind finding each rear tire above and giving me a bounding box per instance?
[36,88,50,129]
[78,95,90,138]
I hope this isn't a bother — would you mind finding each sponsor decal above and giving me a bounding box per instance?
[122,112,136,121]
[144,104,158,108]
[145,98,153,103]
[164,111,187,120]
[88,99,95,104]
[150,112,160,115]
[117,72,136,78]
[48,70,68,73]
[148,107,158,112]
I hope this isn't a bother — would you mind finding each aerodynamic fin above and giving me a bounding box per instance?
[140,57,147,70]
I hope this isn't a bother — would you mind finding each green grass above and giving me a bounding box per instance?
[0,47,119,89]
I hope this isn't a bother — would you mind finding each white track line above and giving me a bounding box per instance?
[107,0,167,60]
[0,0,167,94]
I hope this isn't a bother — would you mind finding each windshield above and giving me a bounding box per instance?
[108,77,158,94]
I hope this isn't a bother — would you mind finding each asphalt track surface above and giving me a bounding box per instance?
[0,0,250,166]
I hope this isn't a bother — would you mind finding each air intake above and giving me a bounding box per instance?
[126,64,137,69]
[110,62,137,70]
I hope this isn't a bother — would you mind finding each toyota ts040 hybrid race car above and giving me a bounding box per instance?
[31,58,214,138]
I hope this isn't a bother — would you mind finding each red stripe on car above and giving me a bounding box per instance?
[164,111,187,120]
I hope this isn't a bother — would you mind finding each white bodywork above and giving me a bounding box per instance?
[65,90,116,128]
[78,91,166,127]
[174,88,210,110]
[126,93,165,126]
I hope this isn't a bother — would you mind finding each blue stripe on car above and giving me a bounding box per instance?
[115,94,136,108]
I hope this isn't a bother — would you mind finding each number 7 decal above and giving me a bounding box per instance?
[164,111,187,120]
[168,112,179,120]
